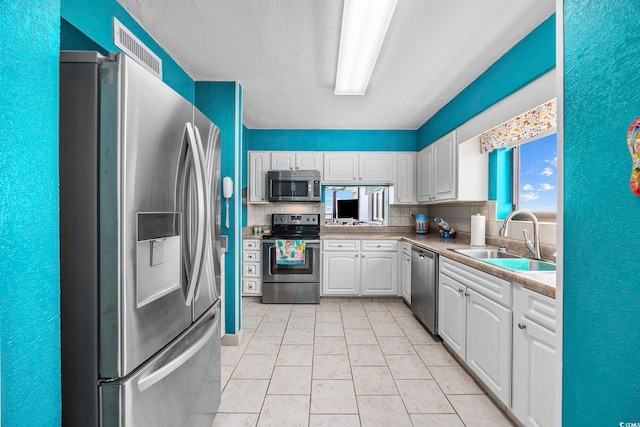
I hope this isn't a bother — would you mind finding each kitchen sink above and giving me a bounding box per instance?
[450,248,521,259]
[450,248,556,272]
[482,258,556,272]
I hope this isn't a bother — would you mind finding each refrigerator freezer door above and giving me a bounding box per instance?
[192,108,222,321]
[99,53,193,378]
[101,302,221,427]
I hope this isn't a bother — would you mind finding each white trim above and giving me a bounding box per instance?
[554,0,564,425]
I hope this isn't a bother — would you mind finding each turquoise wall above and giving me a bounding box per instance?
[61,0,194,101]
[563,2,640,425]
[247,129,417,151]
[417,14,556,149]
[0,0,62,425]
[195,82,243,334]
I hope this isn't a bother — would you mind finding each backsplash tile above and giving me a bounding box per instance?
[246,201,556,254]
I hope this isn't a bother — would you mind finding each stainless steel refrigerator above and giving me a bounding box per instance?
[59,51,222,427]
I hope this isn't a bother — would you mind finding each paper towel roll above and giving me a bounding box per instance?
[470,214,486,247]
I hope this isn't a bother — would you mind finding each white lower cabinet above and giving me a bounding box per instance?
[322,240,397,296]
[361,251,397,295]
[242,239,262,295]
[399,243,411,303]
[438,257,512,406]
[322,251,361,295]
[512,286,557,427]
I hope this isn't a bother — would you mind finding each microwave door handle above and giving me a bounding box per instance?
[183,123,206,306]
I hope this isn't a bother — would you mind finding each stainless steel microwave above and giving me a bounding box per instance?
[267,170,322,202]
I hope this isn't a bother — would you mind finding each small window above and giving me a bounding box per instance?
[512,133,557,219]
[324,186,388,225]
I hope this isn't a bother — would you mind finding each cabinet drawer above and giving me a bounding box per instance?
[242,251,260,262]
[520,288,556,332]
[440,257,511,307]
[242,278,261,294]
[243,263,260,278]
[242,239,260,250]
[401,242,412,256]
[322,240,360,251]
[361,240,397,251]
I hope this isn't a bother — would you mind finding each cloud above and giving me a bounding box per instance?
[546,157,558,168]
[520,192,539,202]
[539,183,555,191]
[541,168,554,176]
[522,184,534,191]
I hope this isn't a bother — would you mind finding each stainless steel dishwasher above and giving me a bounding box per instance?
[411,246,438,335]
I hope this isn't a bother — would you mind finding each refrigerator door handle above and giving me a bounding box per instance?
[183,122,206,306]
[137,307,219,392]
[193,124,210,295]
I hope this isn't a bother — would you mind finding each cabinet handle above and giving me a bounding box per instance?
[376,245,381,248]
[458,288,464,293]
[518,323,527,330]
[464,292,470,297]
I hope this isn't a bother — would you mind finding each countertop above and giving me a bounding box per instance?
[243,231,556,298]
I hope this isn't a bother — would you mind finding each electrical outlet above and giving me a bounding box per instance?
[482,209,488,217]
[409,210,414,217]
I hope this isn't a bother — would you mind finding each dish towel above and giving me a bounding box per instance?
[276,240,306,265]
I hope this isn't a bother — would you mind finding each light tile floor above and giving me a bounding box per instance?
[215,298,514,427]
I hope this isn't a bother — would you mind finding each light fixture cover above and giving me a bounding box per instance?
[335,0,398,95]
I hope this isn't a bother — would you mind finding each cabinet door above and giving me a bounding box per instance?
[270,152,295,170]
[296,152,323,172]
[323,153,358,183]
[466,289,512,406]
[432,133,456,201]
[248,151,269,203]
[401,253,411,303]
[358,153,394,183]
[438,274,466,359]
[322,251,360,295]
[512,316,557,427]
[395,153,416,203]
[416,145,433,202]
[361,251,397,295]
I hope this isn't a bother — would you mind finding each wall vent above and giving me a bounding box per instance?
[113,18,162,79]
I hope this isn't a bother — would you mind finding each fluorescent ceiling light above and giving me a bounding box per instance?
[334,0,398,95]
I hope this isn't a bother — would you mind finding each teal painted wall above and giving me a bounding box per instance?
[195,82,243,334]
[563,2,640,425]
[247,129,417,151]
[0,0,62,425]
[61,0,194,102]
[417,14,556,149]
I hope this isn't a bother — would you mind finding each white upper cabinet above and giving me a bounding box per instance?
[323,153,359,183]
[358,152,395,183]
[323,152,394,184]
[417,131,487,204]
[416,147,434,202]
[296,152,323,171]
[394,153,416,204]
[271,151,323,173]
[270,152,296,170]
[248,151,269,203]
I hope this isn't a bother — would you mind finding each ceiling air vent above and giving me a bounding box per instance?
[113,18,162,79]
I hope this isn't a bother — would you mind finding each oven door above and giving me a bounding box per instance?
[262,240,320,283]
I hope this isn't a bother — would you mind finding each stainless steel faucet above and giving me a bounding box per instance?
[498,210,542,260]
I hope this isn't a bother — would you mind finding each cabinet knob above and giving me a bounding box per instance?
[518,323,527,330]
[353,177,356,181]
[355,254,359,258]
[362,254,365,258]
[464,292,470,297]
[458,288,464,293]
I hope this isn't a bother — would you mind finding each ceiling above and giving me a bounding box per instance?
[117,0,555,130]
